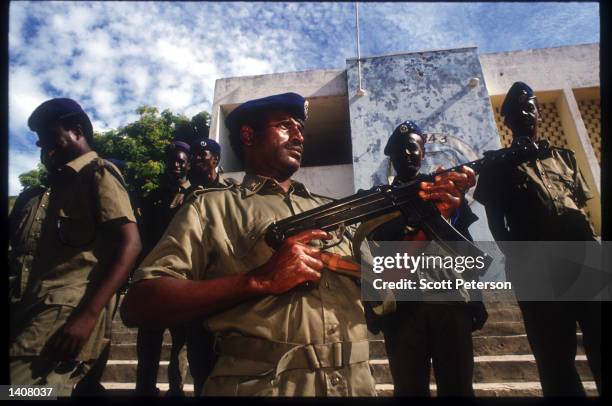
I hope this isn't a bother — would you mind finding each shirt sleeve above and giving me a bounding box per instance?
[94,167,137,224]
[131,200,207,282]
[473,169,495,206]
[571,156,594,207]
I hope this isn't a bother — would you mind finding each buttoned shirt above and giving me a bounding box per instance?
[474,144,594,241]
[132,173,377,396]
[9,151,136,361]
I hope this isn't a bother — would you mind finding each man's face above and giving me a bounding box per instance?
[35,123,78,172]
[507,96,540,140]
[248,111,305,179]
[389,133,425,179]
[166,149,190,181]
[191,148,218,181]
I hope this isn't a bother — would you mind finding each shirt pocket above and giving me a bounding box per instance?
[43,286,84,308]
[230,221,275,268]
[547,171,576,194]
[56,214,96,248]
[204,357,277,396]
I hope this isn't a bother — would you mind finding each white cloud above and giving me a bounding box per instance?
[9,150,41,195]
[7,1,599,195]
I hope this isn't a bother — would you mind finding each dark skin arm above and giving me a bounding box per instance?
[42,221,142,361]
[120,230,331,329]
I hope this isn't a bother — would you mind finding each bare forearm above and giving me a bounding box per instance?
[120,273,261,329]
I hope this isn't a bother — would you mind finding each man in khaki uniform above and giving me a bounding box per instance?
[474,82,602,396]
[121,93,378,396]
[9,98,142,396]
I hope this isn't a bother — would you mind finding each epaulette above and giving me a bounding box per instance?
[188,182,235,201]
[90,158,127,188]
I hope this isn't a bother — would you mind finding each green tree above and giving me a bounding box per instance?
[18,164,47,189]
[18,106,210,198]
[92,106,210,197]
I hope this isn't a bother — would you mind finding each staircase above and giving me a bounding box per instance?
[101,292,598,396]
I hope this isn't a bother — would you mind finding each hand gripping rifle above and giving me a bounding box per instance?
[265,137,550,277]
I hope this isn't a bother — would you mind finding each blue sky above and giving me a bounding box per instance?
[8,1,599,195]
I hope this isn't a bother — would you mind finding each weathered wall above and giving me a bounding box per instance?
[345,48,501,244]
[479,43,599,95]
[211,69,348,172]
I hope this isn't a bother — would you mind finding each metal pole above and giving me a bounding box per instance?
[355,2,366,96]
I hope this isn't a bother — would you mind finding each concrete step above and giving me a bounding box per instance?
[110,343,174,360]
[369,355,593,385]
[97,380,599,397]
[101,361,194,384]
[474,321,525,336]
[109,333,585,362]
[368,334,584,359]
[101,355,593,385]
[375,382,599,397]
[112,330,172,345]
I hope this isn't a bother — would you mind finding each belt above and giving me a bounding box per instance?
[214,336,370,376]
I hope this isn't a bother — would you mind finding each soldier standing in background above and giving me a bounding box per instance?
[9,98,142,396]
[363,120,487,396]
[182,137,225,396]
[135,140,193,396]
[474,81,602,396]
[188,138,224,191]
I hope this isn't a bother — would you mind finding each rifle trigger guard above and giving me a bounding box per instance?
[321,224,346,250]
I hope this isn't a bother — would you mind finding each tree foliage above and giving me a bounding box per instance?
[18,106,211,197]
[18,164,48,190]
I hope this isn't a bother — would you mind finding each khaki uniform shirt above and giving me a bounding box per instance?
[132,174,377,396]
[474,144,594,241]
[9,151,136,361]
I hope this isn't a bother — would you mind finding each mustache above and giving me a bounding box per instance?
[285,144,303,154]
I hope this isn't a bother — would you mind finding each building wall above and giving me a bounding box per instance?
[210,43,601,241]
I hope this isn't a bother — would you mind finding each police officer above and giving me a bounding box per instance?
[135,140,193,396]
[9,98,142,396]
[188,138,224,190]
[473,82,602,395]
[121,92,379,396]
[182,137,224,396]
[366,120,487,396]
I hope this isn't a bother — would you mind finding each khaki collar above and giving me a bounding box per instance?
[62,151,98,174]
[240,173,313,198]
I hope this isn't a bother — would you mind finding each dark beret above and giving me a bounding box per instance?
[191,138,221,157]
[224,92,308,133]
[384,120,426,156]
[500,81,536,117]
[28,98,89,132]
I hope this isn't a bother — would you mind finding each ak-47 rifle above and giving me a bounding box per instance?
[265,137,550,275]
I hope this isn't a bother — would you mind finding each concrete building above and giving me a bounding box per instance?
[100,43,601,397]
[210,43,601,239]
